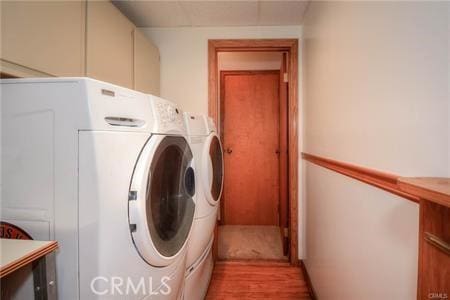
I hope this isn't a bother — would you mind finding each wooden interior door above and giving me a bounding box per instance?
[221,70,280,225]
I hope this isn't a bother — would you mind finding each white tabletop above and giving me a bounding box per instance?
[0,238,58,277]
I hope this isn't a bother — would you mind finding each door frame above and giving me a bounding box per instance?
[208,39,299,265]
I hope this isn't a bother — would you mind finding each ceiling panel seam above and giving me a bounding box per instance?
[177,1,193,27]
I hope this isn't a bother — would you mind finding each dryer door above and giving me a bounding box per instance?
[202,133,224,205]
[129,135,195,267]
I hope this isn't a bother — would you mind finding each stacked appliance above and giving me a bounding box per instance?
[183,113,224,300]
[1,78,196,299]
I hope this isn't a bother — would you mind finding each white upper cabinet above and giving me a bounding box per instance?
[134,28,160,96]
[0,1,85,77]
[0,1,160,93]
[86,1,134,89]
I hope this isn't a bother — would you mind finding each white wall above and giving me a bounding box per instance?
[143,26,305,258]
[448,4,450,175]
[218,52,282,71]
[142,26,302,115]
[302,1,449,299]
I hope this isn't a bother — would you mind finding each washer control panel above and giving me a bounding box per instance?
[155,100,184,129]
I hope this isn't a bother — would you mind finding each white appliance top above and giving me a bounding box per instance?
[1,77,186,135]
[183,113,209,136]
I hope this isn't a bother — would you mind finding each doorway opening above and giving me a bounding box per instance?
[208,39,299,265]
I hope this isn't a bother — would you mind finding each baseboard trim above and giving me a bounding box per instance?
[299,260,318,300]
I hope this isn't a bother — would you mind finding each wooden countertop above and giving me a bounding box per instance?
[0,239,58,278]
[398,177,450,208]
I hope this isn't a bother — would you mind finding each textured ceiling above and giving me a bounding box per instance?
[112,1,310,27]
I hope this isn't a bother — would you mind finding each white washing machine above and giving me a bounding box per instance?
[1,78,196,299]
[183,113,224,300]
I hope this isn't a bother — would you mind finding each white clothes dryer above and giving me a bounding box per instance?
[183,113,224,299]
[183,237,214,300]
[1,78,195,299]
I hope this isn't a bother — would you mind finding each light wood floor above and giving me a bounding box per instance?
[206,261,313,299]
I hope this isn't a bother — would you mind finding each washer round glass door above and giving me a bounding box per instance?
[202,133,224,205]
[128,135,195,266]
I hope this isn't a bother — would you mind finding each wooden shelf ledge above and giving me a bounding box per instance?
[398,177,450,208]
[302,153,420,203]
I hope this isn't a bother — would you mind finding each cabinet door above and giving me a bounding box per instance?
[1,1,85,76]
[86,1,134,88]
[134,29,160,95]
[419,201,450,299]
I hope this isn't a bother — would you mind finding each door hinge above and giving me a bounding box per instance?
[283,72,289,83]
